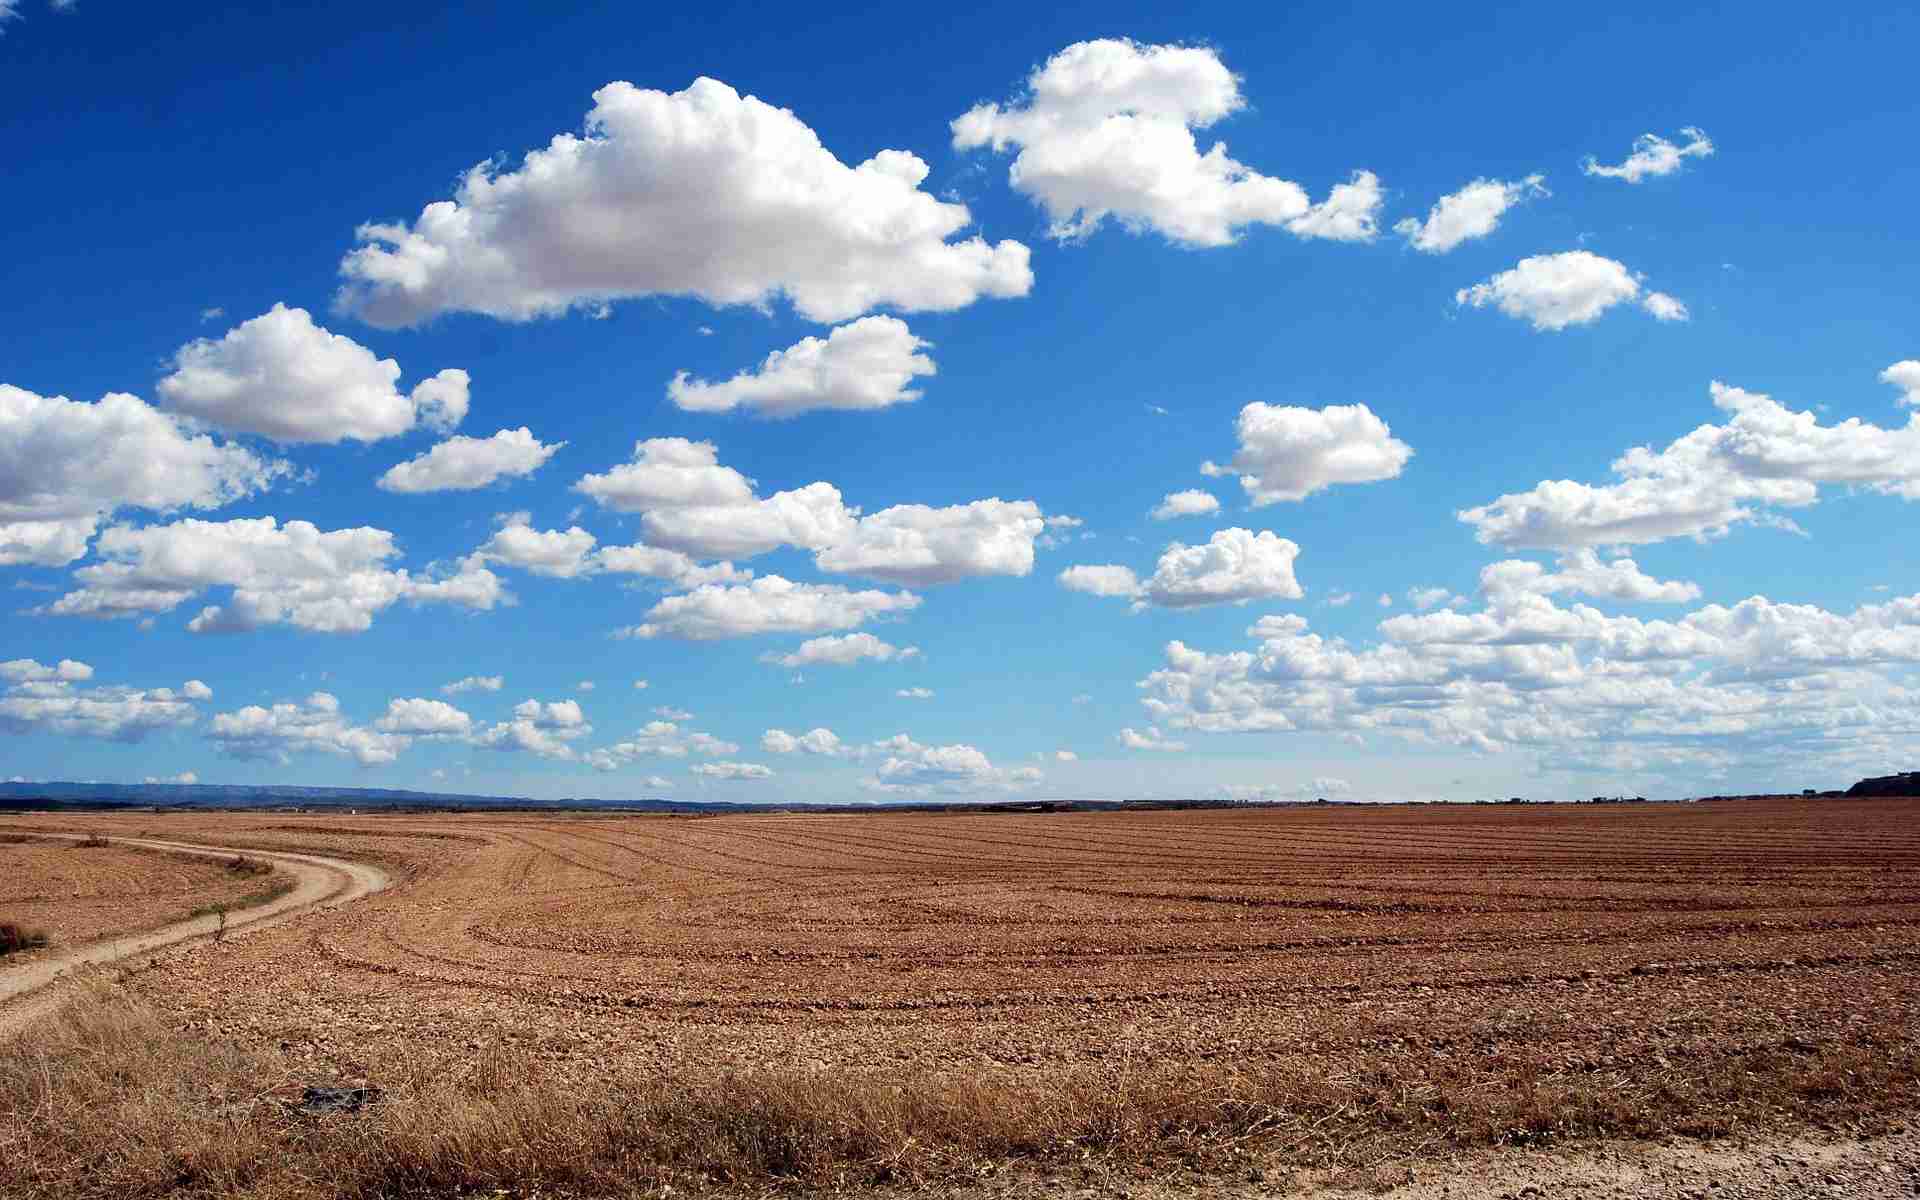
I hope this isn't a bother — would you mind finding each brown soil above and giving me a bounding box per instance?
[0,836,281,957]
[0,798,1915,1197]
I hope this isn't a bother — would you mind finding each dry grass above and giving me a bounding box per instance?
[2,985,1915,1200]
[0,921,51,955]
[224,853,273,877]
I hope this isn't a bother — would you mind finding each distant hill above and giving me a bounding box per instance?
[1846,772,1920,798]
[0,780,731,812]
[0,780,1155,815]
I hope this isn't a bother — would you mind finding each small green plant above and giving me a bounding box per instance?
[0,920,51,955]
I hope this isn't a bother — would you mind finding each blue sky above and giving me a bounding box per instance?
[3,1,1917,802]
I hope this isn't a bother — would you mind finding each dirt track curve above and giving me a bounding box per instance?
[0,833,390,1037]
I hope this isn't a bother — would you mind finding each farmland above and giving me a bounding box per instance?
[0,834,284,958]
[2,797,1918,1197]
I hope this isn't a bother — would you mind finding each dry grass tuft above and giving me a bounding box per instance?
[0,921,51,955]
[224,854,273,877]
[1,986,1916,1199]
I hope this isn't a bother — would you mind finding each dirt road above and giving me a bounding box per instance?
[0,833,390,1037]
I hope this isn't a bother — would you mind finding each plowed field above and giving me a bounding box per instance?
[3,798,1917,1190]
[0,836,277,956]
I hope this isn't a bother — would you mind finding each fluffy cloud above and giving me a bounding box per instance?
[1479,550,1700,604]
[1059,564,1142,598]
[1137,584,1920,779]
[1201,402,1412,503]
[475,513,747,588]
[1062,528,1304,610]
[952,39,1378,247]
[1,384,286,566]
[761,727,847,756]
[1582,128,1714,183]
[1455,251,1683,331]
[896,687,934,699]
[47,517,506,633]
[621,575,920,640]
[575,437,853,558]
[210,692,408,765]
[760,632,920,668]
[690,761,774,781]
[1146,528,1304,608]
[378,427,564,493]
[373,697,474,737]
[0,663,210,742]
[157,305,468,443]
[1395,175,1547,253]
[442,674,503,695]
[585,720,738,770]
[1219,777,1351,803]
[1460,379,1920,549]
[1284,171,1385,243]
[1118,725,1187,752]
[866,733,1040,794]
[477,517,599,578]
[0,658,93,683]
[1641,292,1689,322]
[337,78,1031,327]
[1150,489,1221,520]
[668,316,934,417]
[577,439,1048,582]
[477,698,593,761]
[1880,361,1920,407]
[814,499,1044,585]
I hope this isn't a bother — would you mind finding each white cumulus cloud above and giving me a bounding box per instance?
[865,733,1039,794]
[1455,251,1680,332]
[690,761,774,781]
[378,427,564,493]
[577,438,1047,582]
[814,499,1045,585]
[337,78,1031,327]
[621,575,920,640]
[760,632,920,668]
[0,664,210,743]
[1201,401,1412,504]
[1460,378,1920,549]
[1,384,287,566]
[1062,528,1305,610]
[1118,725,1187,752]
[374,697,474,737]
[1582,128,1714,183]
[1150,489,1221,520]
[210,692,409,765]
[475,512,747,588]
[761,727,848,756]
[47,516,506,633]
[1878,361,1920,407]
[442,674,503,695]
[668,316,934,417]
[1394,175,1547,253]
[158,304,468,443]
[953,38,1379,247]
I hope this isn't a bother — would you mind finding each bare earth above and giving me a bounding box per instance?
[0,832,390,1036]
[0,835,272,952]
[0,799,1915,1196]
